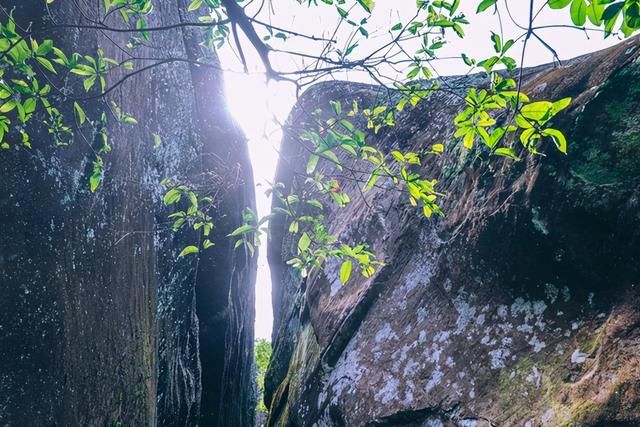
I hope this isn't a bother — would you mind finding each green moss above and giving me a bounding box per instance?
[488,355,554,418]
[570,148,618,186]
[266,324,320,427]
[561,382,628,426]
[567,398,606,425]
[575,326,602,355]
[569,66,640,187]
[483,344,596,425]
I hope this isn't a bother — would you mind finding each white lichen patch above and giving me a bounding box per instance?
[526,366,542,388]
[322,342,367,408]
[425,368,443,392]
[417,307,427,324]
[489,348,511,369]
[528,335,547,352]
[391,255,435,309]
[375,323,398,343]
[571,349,589,364]
[452,292,477,335]
[374,378,399,404]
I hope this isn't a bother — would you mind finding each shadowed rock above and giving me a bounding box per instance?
[0,2,256,426]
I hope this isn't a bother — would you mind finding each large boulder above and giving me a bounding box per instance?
[0,2,256,425]
[266,38,640,426]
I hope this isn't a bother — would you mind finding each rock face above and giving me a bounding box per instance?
[0,2,255,426]
[266,38,640,426]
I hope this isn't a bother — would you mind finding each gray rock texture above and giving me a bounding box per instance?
[266,38,640,426]
[0,2,255,426]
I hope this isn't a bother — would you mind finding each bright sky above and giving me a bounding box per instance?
[218,1,620,340]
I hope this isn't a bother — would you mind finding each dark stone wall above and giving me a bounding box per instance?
[0,2,255,426]
[266,39,640,426]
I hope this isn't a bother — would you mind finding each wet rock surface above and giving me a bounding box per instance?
[266,38,640,426]
[0,2,255,426]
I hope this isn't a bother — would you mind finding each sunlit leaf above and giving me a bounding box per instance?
[494,147,519,160]
[298,232,311,252]
[179,246,199,257]
[340,259,352,284]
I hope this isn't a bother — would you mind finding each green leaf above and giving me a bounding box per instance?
[570,0,587,25]
[22,97,36,114]
[83,75,96,92]
[227,224,254,237]
[70,66,95,76]
[519,128,536,147]
[163,188,182,205]
[188,191,198,208]
[330,100,342,115]
[542,128,568,153]
[515,114,533,128]
[188,0,203,11]
[586,1,604,24]
[490,32,501,53]
[502,39,515,54]
[340,260,352,284]
[74,102,86,125]
[179,246,199,257]
[321,150,342,170]
[298,232,311,252]
[391,150,405,162]
[153,133,162,147]
[245,241,255,256]
[172,218,186,232]
[520,101,553,122]
[463,131,475,148]
[0,100,17,113]
[356,0,375,13]
[602,2,624,21]
[203,239,215,249]
[407,67,420,79]
[89,174,102,192]
[307,154,319,174]
[461,53,474,66]
[36,57,56,74]
[432,143,444,153]
[548,0,572,8]
[493,147,519,160]
[391,22,403,31]
[552,97,572,113]
[364,170,380,191]
[476,0,497,13]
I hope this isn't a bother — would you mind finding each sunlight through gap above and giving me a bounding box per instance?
[223,71,296,340]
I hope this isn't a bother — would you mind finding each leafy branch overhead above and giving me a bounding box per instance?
[2,0,638,269]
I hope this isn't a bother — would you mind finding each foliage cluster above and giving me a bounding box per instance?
[254,339,272,420]
[1,0,638,283]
